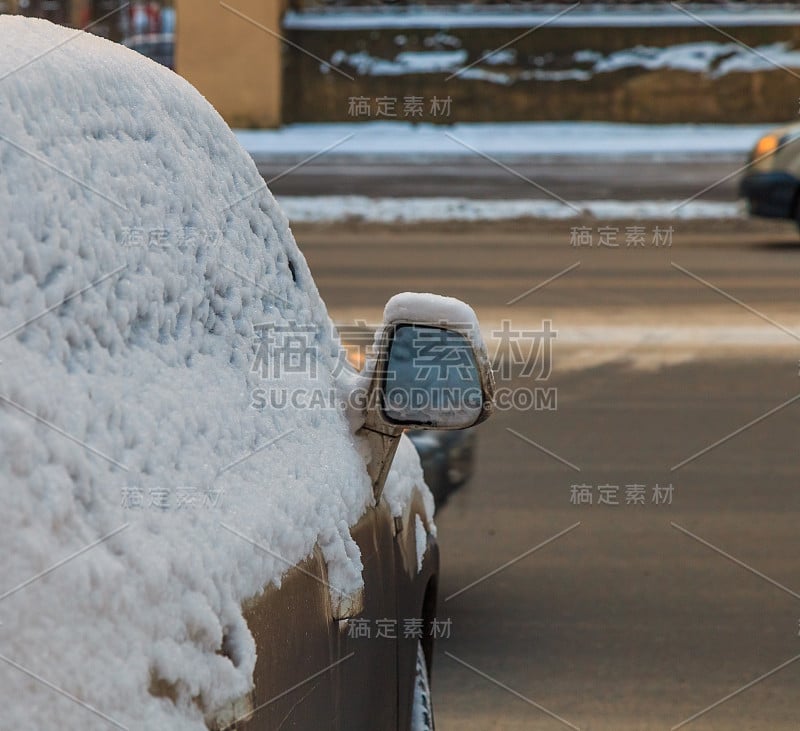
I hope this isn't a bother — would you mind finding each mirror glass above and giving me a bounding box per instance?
[383,325,483,428]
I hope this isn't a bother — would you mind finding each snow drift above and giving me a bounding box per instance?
[0,16,427,730]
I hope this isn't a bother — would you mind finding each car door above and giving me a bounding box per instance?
[236,547,340,730]
[229,500,399,731]
[333,499,399,730]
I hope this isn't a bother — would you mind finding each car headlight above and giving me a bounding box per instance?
[753,133,779,159]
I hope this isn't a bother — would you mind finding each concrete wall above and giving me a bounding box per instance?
[175,0,285,128]
[283,22,800,124]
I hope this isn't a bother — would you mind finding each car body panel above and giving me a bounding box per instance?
[238,548,337,730]
[394,490,439,731]
[218,490,439,731]
[740,171,799,218]
[335,500,399,731]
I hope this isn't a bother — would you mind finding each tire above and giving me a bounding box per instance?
[410,641,435,731]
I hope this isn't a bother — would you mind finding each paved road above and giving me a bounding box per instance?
[295,218,800,320]
[261,156,744,201]
[434,357,800,731]
[295,217,800,730]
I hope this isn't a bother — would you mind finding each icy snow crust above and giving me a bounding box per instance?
[0,17,427,730]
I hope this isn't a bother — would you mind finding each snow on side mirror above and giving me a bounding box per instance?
[371,293,495,431]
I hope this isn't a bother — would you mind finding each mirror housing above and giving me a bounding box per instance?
[358,292,495,498]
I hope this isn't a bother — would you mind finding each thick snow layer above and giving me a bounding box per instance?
[236,122,769,160]
[385,292,480,331]
[284,6,800,30]
[276,196,742,223]
[0,16,430,731]
[384,290,486,363]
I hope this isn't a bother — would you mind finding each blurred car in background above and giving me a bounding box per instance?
[405,427,476,506]
[342,326,478,506]
[740,123,800,228]
[122,32,174,69]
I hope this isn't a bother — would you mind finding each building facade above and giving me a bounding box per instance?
[174,0,285,128]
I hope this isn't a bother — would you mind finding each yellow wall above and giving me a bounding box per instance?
[175,0,284,129]
[71,0,89,26]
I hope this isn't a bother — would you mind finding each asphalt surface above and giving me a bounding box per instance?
[433,357,800,731]
[262,155,743,201]
[294,216,800,730]
[295,218,800,319]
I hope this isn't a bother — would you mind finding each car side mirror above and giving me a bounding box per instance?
[359,292,495,497]
[380,323,489,429]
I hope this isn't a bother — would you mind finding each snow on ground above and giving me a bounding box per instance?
[328,40,800,84]
[236,122,771,160]
[0,16,429,731]
[276,196,741,223]
[284,6,800,31]
[330,47,467,75]
[592,41,800,77]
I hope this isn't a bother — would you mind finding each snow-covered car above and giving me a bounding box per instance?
[0,17,494,731]
[740,122,800,227]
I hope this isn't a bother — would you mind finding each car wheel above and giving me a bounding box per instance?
[410,641,435,731]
